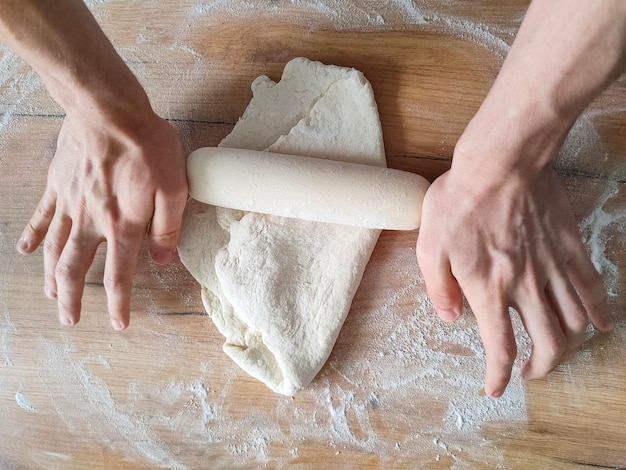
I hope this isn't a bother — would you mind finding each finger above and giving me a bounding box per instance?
[103,231,143,330]
[515,294,567,382]
[466,292,517,398]
[17,187,56,254]
[147,190,187,264]
[416,249,464,321]
[54,232,101,326]
[43,213,72,300]
[545,274,588,360]
[567,248,612,331]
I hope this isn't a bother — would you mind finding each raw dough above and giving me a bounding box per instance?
[178,57,385,395]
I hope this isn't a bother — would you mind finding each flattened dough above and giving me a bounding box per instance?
[178,57,385,395]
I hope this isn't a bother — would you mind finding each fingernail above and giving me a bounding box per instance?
[16,237,29,253]
[490,389,503,398]
[436,308,459,322]
[45,287,57,300]
[152,250,173,264]
[61,316,74,326]
[111,320,125,331]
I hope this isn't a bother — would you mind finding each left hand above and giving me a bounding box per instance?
[16,109,187,330]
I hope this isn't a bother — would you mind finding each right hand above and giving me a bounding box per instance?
[416,145,613,397]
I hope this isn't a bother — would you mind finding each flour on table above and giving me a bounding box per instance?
[178,57,385,395]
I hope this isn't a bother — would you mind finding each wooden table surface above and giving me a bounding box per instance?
[1,1,625,469]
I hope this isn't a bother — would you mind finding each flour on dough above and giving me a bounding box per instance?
[178,57,385,395]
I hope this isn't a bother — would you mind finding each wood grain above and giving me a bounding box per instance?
[1,1,625,469]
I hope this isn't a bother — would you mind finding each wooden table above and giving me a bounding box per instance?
[1,1,625,468]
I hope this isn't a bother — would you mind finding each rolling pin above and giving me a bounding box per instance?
[186,147,430,230]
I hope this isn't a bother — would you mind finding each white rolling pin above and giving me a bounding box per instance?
[186,147,430,230]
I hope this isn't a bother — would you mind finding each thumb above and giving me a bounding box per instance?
[148,191,187,264]
[416,248,464,322]
[18,186,56,254]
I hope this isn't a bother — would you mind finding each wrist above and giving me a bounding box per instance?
[52,66,154,133]
[452,88,570,184]
[0,0,153,128]
[452,0,626,184]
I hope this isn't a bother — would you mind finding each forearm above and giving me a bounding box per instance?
[4,1,186,330]
[0,0,151,122]
[456,0,626,177]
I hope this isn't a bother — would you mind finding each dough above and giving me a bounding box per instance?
[178,57,385,395]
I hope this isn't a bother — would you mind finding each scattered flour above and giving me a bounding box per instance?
[0,230,15,367]
[15,391,35,412]
[0,1,624,469]
[580,181,624,297]
[188,0,517,57]
[40,337,190,470]
[421,13,513,58]
[0,46,48,136]
[43,452,71,461]
[28,245,531,468]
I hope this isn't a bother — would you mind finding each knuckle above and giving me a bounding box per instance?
[585,286,609,311]
[497,348,517,368]
[429,291,459,309]
[150,228,180,247]
[55,261,80,282]
[569,309,589,332]
[415,252,438,279]
[414,238,426,257]
[520,269,545,293]
[57,298,80,315]
[43,237,63,256]
[415,243,435,267]
[490,264,516,292]
[577,261,602,284]
[103,212,125,234]
[544,334,567,359]
[44,271,56,285]
[529,361,554,379]
[36,199,55,220]
[102,274,128,293]
[489,342,518,367]
[27,221,47,238]
[104,217,142,243]
[172,184,189,202]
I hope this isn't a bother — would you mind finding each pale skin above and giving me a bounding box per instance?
[416,0,626,397]
[1,0,624,396]
[0,0,188,330]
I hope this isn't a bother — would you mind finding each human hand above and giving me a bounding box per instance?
[416,152,614,398]
[412,0,626,398]
[16,109,187,330]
